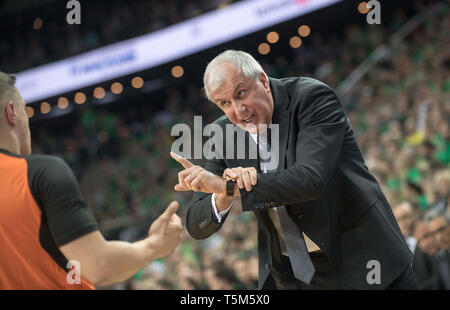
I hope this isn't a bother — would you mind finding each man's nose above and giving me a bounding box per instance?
[233,101,247,116]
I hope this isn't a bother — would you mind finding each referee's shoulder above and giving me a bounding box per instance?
[25,153,71,174]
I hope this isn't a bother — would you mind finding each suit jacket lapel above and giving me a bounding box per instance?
[269,78,291,170]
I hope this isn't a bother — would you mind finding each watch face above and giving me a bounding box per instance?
[226,180,235,196]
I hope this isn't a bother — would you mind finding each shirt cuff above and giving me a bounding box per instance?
[211,193,233,223]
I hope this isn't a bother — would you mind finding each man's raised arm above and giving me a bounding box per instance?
[170,152,237,239]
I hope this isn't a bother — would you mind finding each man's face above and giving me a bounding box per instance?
[428,217,448,250]
[415,221,439,255]
[209,64,274,134]
[14,89,32,155]
[394,203,414,237]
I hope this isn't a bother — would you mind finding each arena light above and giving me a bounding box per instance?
[358,2,370,14]
[111,82,123,94]
[93,87,105,99]
[258,43,271,55]
[266,31,279,44]
[57,97,69,109]
[74,92,86,104]
[40,102,51,114]
[26,106,34,118]
[33,18,43,30]
[171,66,184,78]
[298,25,311,37]
[131,77,144,89]
[16,0,342,103]
[289,36,302,48]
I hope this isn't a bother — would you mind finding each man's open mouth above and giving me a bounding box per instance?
[242,113,254,123]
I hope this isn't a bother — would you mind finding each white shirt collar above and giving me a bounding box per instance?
[405,236,417,254]
[249,130,269,145]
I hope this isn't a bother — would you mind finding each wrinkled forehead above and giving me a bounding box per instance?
[208,63,250,99]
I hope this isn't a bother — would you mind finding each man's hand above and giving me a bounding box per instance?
[223,167,258,192]
[147,201,183,259]
[170,152,226,194]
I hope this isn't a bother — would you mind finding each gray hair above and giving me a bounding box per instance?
[203,50,266,101]
[0,72,18,113]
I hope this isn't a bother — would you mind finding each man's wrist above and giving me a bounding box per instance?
[217,179,240,197]
[215,192,234,212]
[139,237,159,263]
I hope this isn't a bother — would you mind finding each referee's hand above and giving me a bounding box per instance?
[147,201,183,258]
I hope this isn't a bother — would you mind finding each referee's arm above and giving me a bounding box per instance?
[30,155,182,286]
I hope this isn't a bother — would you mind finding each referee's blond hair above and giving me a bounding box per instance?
[0,72,18,120]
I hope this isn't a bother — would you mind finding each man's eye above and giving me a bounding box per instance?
[238,90,246,97]
[221,101,229,107]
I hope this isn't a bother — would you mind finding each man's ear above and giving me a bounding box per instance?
[259,72,270,94]
[4,101,17,125]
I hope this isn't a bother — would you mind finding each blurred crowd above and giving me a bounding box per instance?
[24,1,450,289]
[0,0,241,73]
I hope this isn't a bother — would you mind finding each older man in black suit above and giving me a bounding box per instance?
[394,202,442,289]
[171,50,417,289]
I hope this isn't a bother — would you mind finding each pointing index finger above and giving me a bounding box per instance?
[170,152,194,169]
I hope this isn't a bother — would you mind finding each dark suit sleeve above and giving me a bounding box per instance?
[185,156,231,239]
[240,83,347,212]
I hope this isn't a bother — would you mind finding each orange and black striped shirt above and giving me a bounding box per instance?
[0,149,98,289]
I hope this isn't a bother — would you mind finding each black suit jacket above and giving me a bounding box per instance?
[433,250,450,290]
[412,244,441,290]
[186,77,412,289]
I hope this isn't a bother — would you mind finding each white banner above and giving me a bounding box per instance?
[16,0,341,103]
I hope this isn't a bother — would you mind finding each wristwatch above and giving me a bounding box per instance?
[224,175,236,197]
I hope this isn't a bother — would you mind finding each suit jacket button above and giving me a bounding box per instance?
[264,264,270,270]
